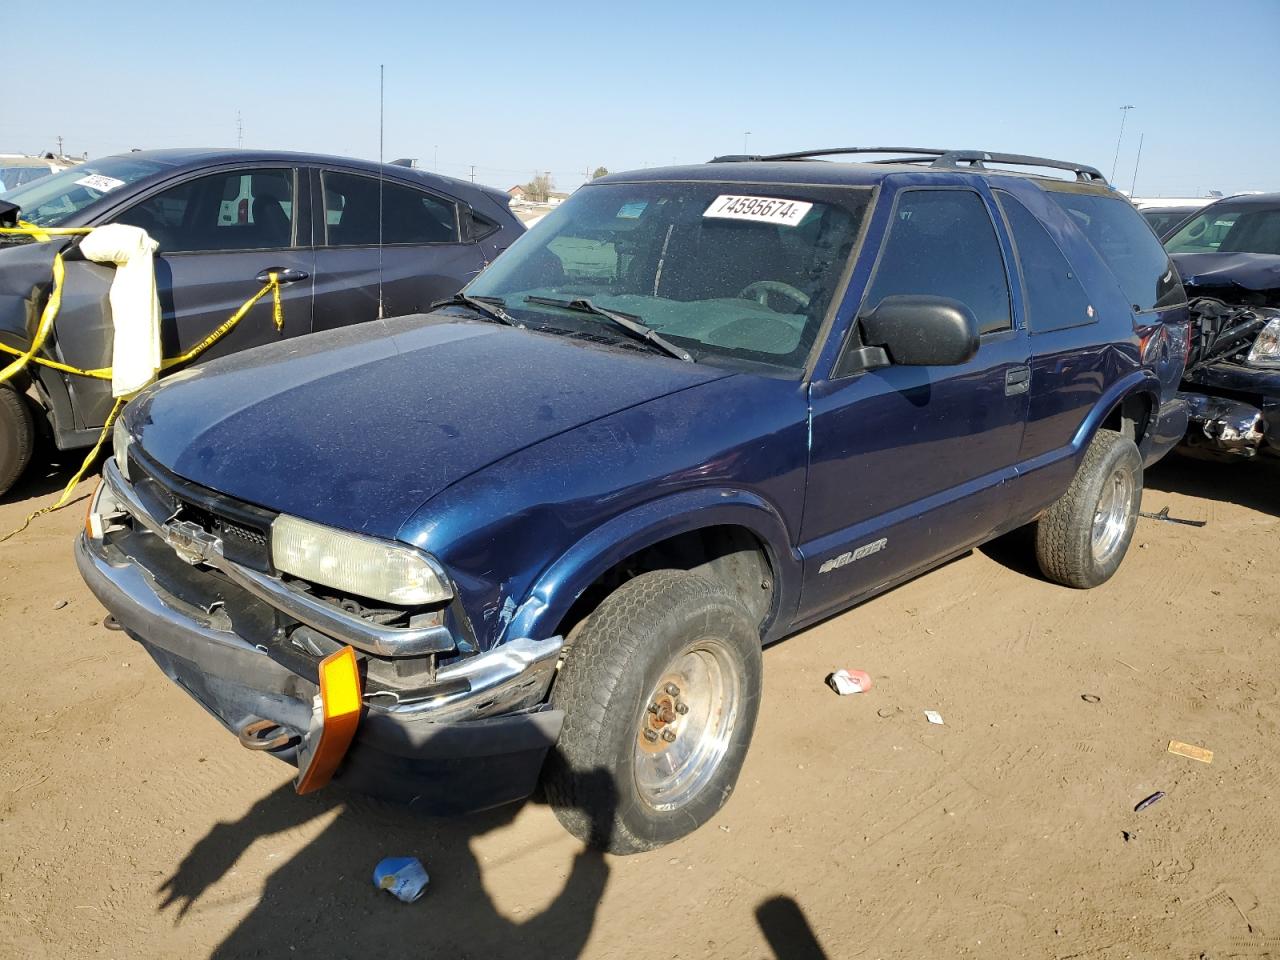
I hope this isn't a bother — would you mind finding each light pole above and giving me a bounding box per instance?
[1110,105,1134,183]
[743,131,751,154]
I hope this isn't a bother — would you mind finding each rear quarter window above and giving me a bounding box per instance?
[994,191,1095,333]
[1046,189,1183,313]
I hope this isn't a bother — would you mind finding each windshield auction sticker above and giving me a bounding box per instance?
[74,174,126,193]
[704,195,813,227]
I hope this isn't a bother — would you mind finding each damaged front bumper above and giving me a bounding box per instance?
[1178,362,1280,459]
[77,461,565,814]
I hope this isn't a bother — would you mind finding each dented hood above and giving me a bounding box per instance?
[127,313,729,539]
[1172,252,1280,305]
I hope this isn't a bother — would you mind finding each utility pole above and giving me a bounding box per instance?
[55,135,64,157]
[236,111,243,149]
[1110,105,1134,183]
[433,145,438,172]
[1129,133,1144,197]
[743,131,751,154]
[469,164,476,183]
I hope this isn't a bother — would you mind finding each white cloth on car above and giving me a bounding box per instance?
[78,224,161,398]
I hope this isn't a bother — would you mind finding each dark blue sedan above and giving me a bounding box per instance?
[0,148,523,495]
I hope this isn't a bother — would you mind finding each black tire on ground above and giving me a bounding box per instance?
[1035,428,1143,589]
[542,570,763,854]
[0,385,35,498]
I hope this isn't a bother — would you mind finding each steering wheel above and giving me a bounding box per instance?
[738,280,810,311]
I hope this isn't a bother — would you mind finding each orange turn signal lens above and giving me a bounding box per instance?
[295,646,362,795]
[84,477,103,539]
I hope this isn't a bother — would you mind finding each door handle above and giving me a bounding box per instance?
[1004,364,1031,396]
[256,267,309,284]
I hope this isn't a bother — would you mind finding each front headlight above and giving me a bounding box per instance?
[1246,317,1280,368]
[112,415,131,480]
[271,515,452,606]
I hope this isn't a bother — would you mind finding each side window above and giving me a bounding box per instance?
[1046,190,1183,312]
[321,171,459,246]
[114,169,296,253]
[863,189,1011,335]
[995,191,1095,333]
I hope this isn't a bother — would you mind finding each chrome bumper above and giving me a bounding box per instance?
[82,469,563,723]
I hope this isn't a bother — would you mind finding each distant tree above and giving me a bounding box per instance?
[592,166,609,180]
[521,172,554,202]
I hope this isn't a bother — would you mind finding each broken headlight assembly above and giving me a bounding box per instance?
[1246,317,1280,368]
[112,416,132,480]
[271,515,452,606]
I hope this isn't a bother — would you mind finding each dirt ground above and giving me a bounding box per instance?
[1,450,1277,960]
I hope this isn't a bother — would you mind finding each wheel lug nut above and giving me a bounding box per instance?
[676,701,689,715]
[647,702,660,714]
[664,683,680,697]
[643,729,659,743]
[661,729,677,743]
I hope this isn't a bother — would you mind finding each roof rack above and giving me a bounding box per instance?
[708,147,1108,184]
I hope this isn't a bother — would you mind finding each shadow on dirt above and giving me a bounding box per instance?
[976,525,1042,581]
[757,896,830,959]
[1144,452,1279,518]
[158,765,616,959]
[2,433,103,505]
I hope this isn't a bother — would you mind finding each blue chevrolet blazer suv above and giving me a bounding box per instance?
[79,147,1191,853]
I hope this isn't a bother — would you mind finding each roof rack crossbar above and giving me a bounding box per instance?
[709,147,1108,184]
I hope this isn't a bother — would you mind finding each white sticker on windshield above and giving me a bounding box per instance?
[74,174,126,193]
[704,195,813,227]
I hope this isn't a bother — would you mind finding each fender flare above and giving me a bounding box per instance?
[1071,369,1163,457]
[504,487,800,644]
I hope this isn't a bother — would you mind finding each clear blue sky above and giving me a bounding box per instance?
[6,0,1278,196]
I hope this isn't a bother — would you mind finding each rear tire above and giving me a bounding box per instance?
[0,385,35,498]
[1035,429,1142,588]
[542,570,762,854]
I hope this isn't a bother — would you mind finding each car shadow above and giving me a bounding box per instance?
[1144,452,1280,518]
[157,761,616,959]
[976,525,1043,581]
[4,449,98,504]
[756,896,830,960]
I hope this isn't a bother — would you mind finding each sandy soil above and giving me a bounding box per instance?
[1,450,1277,960]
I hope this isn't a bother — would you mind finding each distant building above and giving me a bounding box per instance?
[508,185,528,201]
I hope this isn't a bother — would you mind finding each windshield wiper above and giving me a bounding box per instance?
[524,296,694,362]
[433,292,521,327]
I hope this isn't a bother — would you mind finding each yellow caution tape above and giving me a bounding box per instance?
[0,224,285,542]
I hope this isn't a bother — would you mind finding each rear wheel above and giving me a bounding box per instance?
[0,385,35,498]
[542,570,762,854]
[1035,429,1143,588]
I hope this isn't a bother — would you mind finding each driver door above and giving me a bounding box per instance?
[797,186,1030,622]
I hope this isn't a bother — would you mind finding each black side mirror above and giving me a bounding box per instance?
[858,294,980,367]
[0,200,19,228]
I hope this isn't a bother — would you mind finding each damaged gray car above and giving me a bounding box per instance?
[1165,193,1280,459]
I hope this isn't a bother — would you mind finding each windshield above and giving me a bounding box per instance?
[1141,208,1195,239]
[466,181,871,370]
[0,156,167,226]
[1165,202,1280,255]
[0,165,55,192]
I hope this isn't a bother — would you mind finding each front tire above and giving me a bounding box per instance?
[542,570,763,854]
[1035,429,1143,588]
[0,385,35,498]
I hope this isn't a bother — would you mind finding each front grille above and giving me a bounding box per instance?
[127,447,276,572]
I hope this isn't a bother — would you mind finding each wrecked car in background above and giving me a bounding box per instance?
[0,149,522,496]
[1166,192,1280,459]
